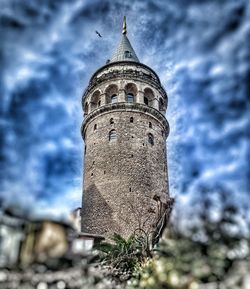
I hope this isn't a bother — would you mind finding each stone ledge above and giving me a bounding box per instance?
[81,102,169,139]
[89,61,161,86]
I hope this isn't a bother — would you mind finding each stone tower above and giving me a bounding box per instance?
[81,18,172,242]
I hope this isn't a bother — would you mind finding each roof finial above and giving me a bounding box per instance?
[122,16,127,35]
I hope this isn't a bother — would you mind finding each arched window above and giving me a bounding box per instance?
[148,133,154,146]
[149,122,152,128]
[130,117,134,123]
[105,84,119,104]
[144,88,154,107]
[127,93,134,103]
[125,83,137,103]
[109,129,117,141]
[98,100,101,107]
[90,90,101,111]
[110,118,114,124]
[94,124,97,131]
[111,94,117,103]
[159,98,164,111]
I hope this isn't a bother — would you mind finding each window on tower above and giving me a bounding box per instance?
[125,83,137,103]
[110,118,114,124]
[105,84,119,104]
[149,122,152,128]
[111,94,117,103]
[127,93,134,103]
[109,129,117,141]
[144,88,154,108]
[148,133,154,146]
[94,124,97,131]
[90,90,101,111]
[124,50,132,58]
[130,117,133,123]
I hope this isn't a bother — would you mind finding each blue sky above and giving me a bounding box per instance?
[0,0,249,220]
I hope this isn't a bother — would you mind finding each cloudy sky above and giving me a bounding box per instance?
[0,0,249,220]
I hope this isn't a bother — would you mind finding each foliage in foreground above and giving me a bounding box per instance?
[128,187,250,289]
[95,232,151,281]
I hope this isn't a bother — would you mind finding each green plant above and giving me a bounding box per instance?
[95,233,149,280]
[128,186,249,289]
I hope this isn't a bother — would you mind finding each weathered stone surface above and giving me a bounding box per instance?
[81,61,171,240]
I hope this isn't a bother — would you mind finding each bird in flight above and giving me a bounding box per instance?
[95,31,102,38]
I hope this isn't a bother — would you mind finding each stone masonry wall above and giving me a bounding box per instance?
[82,107,169,238]
[81,61,170,240]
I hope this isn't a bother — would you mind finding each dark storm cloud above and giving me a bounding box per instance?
[0,0,249,218]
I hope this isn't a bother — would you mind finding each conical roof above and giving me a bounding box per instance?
[109,17,139,63]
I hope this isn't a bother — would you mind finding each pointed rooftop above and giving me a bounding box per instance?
[110,16,139,63]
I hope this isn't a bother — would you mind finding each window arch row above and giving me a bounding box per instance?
[83,83,166,115]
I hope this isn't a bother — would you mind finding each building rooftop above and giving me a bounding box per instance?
[109,16,139,63]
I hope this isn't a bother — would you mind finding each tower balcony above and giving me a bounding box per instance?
[82,63,168,118]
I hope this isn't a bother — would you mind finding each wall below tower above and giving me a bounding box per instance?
[82,108,171,240]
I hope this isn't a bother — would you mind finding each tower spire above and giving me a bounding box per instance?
[122,16,127,35]
[110,16,139,63]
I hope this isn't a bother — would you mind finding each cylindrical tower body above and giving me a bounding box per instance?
[81,24,172,241]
